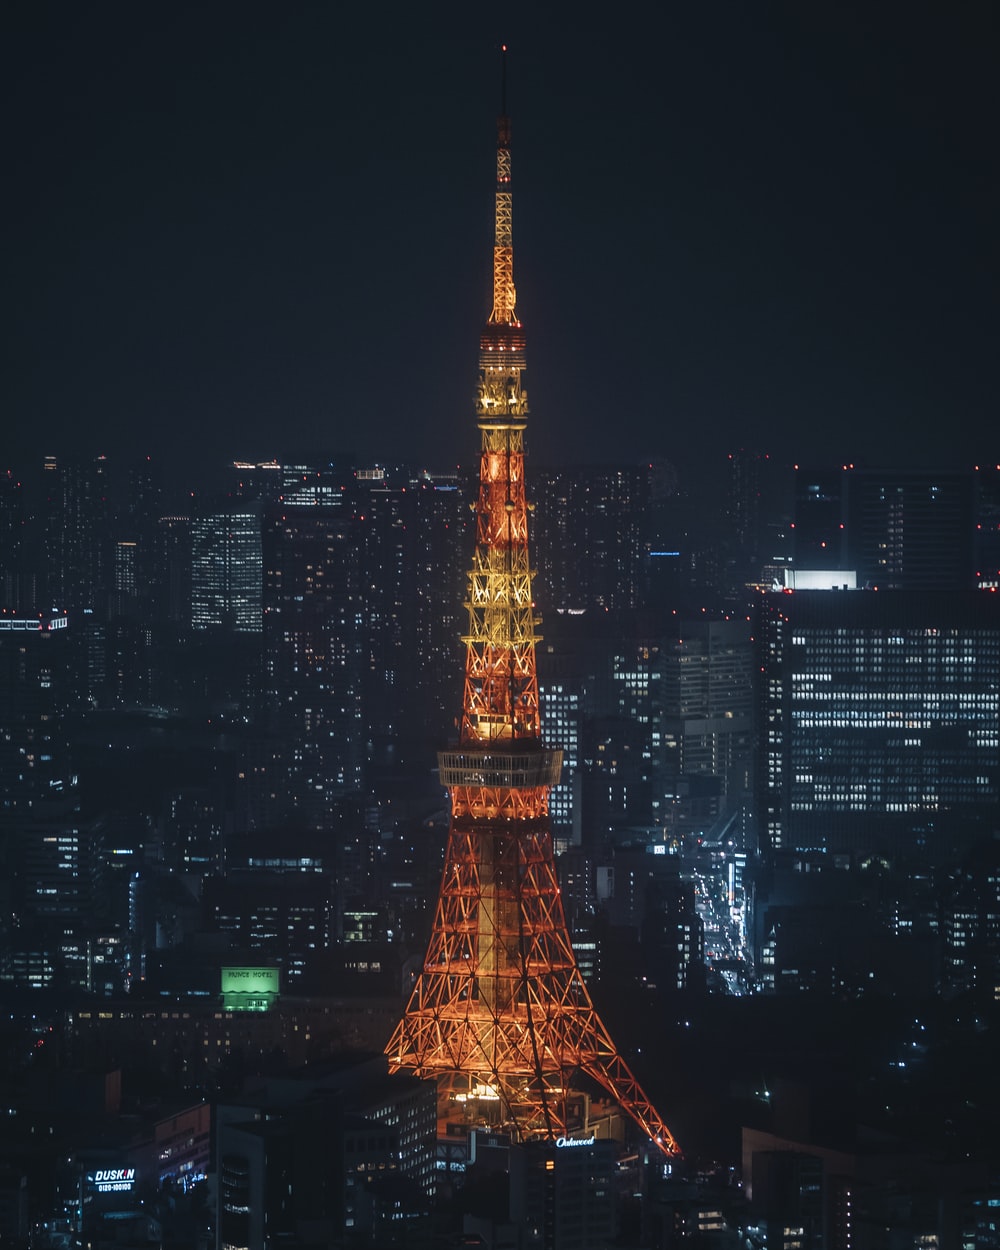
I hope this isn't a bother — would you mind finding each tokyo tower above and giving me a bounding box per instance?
[385,50,680,1159]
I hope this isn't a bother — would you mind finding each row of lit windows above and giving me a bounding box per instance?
[791,801,947,813]
[792,714,995,730]
[792,688,997,705]
[795,627,995,640]
[794,636,990,650]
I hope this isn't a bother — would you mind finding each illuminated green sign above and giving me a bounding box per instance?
[221,967,279,1011]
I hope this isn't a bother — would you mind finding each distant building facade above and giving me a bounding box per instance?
[191,504,262,633]
[215,1059,435,1246]
[756,588,1000,860]
[531,465,649,613]
[257,506,363,825]
[793,465,975,591]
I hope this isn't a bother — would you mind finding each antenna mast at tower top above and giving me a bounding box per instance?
[488,44,517,331]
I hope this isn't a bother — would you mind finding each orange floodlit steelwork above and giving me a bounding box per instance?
[385,51,680,1159]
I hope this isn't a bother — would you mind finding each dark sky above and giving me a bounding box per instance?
[4,2,997,482]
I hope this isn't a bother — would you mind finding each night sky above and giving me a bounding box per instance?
[5,3,997,482]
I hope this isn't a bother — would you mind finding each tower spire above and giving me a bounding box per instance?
[485,44,519,340]
[386,53,681,1161]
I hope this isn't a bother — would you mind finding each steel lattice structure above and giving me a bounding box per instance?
[385,51,680,1159]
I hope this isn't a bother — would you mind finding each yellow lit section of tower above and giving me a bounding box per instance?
[464,91,537,749]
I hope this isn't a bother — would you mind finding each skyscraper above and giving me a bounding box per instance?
[792,465,976,590]
[0,611,108,991]
[257,506,364,828]
[190,503,262,633]
[756,587,1000,860]
[41,453,111,615]
[531,465,649,612]
[0,470,35,613]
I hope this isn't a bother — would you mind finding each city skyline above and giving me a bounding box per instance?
[3,15,1000,1244]
[6,5,996,483]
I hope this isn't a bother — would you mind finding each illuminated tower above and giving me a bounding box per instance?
[386,51,680,1158]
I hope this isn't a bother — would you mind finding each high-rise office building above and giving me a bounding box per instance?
[228,458,285,505]
[941,838,1000,996]
[538,676,582,848]
[727,450,765,555]
[793,465,976,591]
[792,467,847,573]
[659,617,754,841]
[849,470,974,590]
[641,873,706,993]
[190,504,263,632]
[408,474,469,753]
[532,465,649,612]
[110,455,163,622]
[352,477,411,768]
[974,463,1000,591]
[516,1136,622,1250]
[0,612,74,818]
[0,611,110,990]
[756,587,1000,860]
[0,470,36,613]
[257,506,364,828]
[724,448,783,589]
[42,453,112,614]
[205,870,332,984]
[153,514,192,623]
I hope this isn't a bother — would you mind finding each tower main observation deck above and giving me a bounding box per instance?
[385,51,680,1160]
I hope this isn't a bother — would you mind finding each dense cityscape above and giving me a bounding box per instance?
[2,444,999,1247]
[4,8,998,1250]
